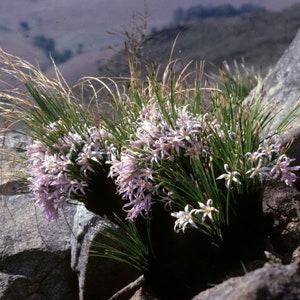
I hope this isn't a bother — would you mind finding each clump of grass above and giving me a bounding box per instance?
[0,38,299,297]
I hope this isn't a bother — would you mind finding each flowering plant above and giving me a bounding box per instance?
[26,123,113,220]
[106,90,300,239]
[1,48,299,298]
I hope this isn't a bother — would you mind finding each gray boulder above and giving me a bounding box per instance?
[263,181,300,263]
[0,132,29,188]
[248,29,300,135]
[0,193,78,300]
[71,204,140,300]
[191,262,300,300]
[130,262,300,300]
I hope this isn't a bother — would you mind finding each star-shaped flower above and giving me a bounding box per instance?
[246,159,271,183]
[192,199,218,222]
[216,164,241,189]
[171,205,198,233]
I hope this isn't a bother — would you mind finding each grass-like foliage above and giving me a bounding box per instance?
[90,215,151,272]
[0,44,299,295]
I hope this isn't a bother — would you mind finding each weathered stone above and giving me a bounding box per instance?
[129,286,157,300]
[292,246,300,263]
[109,275,145,300]
[248,29,300,134]
[71,204,140,300]
[0,180,28,195]
[0,132,29,188]
[0,273,40,300]
[0,193,78,299]
[191,262,300,300]
[263,181,300,263]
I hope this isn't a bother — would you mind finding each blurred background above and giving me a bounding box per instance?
[1,0,300,84]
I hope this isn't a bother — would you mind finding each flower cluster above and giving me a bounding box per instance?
[108,103,220,221]
[26,123,114,220]
[109,101,300,234]
[26,100,300,239]
[217,135,300,189]
[171,200,219,233]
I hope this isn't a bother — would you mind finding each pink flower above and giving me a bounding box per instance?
[124,193,153,221]
[109,151,156,219]
[270,155,300,186]
[246,159,271,183]
[68,179,88,196]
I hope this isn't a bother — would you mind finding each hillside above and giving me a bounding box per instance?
[94,3,300,80]
[1,2,300,85]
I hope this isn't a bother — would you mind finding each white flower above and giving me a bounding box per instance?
[192,199,218,222]
[245,151,265,164]
[246,159,271,183]
[216,164,241,188]
[258,138,281,161]
[171,205,198,233]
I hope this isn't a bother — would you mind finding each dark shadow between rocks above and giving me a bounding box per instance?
[139,197,270,300]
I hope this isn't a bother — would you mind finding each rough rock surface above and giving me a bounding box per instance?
[249,29,300,134]
[263,182,300,263]
[71,205,140,300]
[191,262,300,300]
[0,131,30,187]
[0,193,78,300]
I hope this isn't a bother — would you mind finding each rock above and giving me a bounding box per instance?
[263,181,300,263]
[129,286,157,300]
[248,29,300,134]
[0,273,39,300]
[292,246,300,263]
[0,131,29,151]
[191,262,300,300]
[246,26,300,196]
[0,132,29,187]
[0,193,78,299]
[109,275,145,300]
[70,204,140,300]
[0,180,28,195]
